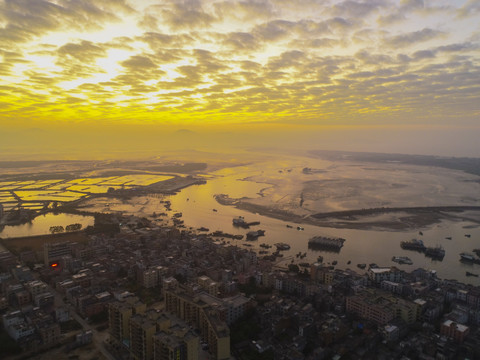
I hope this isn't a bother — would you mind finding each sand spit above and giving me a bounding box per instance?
[215,194,480,231]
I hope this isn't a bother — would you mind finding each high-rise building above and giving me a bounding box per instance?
[109,296,146,345]
[130,314,157,360]
[43,242,77,266]
[164,287,233,360]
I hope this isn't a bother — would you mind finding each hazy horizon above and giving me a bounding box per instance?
[1,124,480,161]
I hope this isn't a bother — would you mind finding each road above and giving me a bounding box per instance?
[45,279,117,360]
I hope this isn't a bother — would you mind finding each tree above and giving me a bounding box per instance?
[49,225,64,234]
[66,223,82,232]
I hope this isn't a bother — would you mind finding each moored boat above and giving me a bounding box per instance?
[424,246,445,260]
[308,236,346,251]
[275,243,291,250]
[246,230,265,240]
[392,256,413,265]
[460,253,476,262]
[400,239,426,251]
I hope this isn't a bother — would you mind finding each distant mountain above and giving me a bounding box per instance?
[175,129,197,135]
[309,149,480,176]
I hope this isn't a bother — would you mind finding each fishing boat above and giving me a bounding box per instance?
[392,256,413,265]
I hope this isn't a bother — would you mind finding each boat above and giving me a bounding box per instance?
[400,239,426,251]
[466,271,479,277]
[275,243,291,251]
[233,217,249,228]
[246,230,265,240]
[357,263,366,269]
[424,246,445,260]
[460,253,476,262]
[392,256,413,265]
[308,236,346,251]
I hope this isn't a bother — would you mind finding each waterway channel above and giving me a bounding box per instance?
[77,163,480,285]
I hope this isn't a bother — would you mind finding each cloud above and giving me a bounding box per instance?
[267,50,306,70]
[223,32,259,51]
[121,55,157,70]
[140,32,195,53]
[377,12,406,26]
[1,0,479,134]
[385,28,444,48]
[377,0,425,25]
[355,50,393,65]
[193,49,229,73]
[332,1,385,18]
[158,0,217,30]
[457,0,480,18]
[252,17,353,46]
[400,0,425,11]
[298,38,338,48]
[253,20,295,41]
[58,40,107,61]
[412,49,436,60]
[0,0,131,46]
[435,42,477,53]
[213,0,277,22]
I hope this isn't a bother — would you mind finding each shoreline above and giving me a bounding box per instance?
[215,194,480,231]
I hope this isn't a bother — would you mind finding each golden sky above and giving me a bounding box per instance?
[1,0,480,157]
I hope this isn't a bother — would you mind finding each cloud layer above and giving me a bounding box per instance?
[1,0,479,128]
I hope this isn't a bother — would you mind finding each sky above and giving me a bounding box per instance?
[1,0,480,159]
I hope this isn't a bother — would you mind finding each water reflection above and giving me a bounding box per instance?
[76,157,480,285]
[0,213,94,238]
